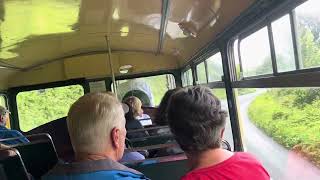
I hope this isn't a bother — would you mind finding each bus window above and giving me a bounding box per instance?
[182,69,193,87]
[206,52,223,82]
[235,87,320,179]
[240,27,273,77]
[272,14,296,72]
[211,88,234,150]
[295,0,320,69]
[115,74,176,106]
[0,95,6,108]
[196,62,207,84]
[17,85,84,132]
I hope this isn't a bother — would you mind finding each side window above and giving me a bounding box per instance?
[196,62,207,84]
[17,85,84,132]
[0,95,6,108]
[182,68,193,87]
[115,74,176,106]
[295,0,320,69]
[272,15,296,72]
[240,27,273,77]
[206,52,223,82]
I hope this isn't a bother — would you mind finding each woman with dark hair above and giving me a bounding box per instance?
[167,86,269,180]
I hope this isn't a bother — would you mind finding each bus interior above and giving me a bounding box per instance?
[0,0,320,179]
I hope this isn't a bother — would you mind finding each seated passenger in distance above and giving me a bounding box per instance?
[0,106,29,145]
[42,92,149,180]
[124,96,149,139]
[167,86,270,180]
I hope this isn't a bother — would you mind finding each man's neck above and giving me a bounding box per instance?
[187,148,234,171]
[76,152,118,162]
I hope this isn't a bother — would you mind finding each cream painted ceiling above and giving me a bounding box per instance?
[0,0,255,70]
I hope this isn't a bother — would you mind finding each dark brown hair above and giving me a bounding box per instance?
[155,88,181,126]
[167,86,228,152]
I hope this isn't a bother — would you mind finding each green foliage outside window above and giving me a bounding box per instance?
[0,96,6,108]
[17,85,84,132]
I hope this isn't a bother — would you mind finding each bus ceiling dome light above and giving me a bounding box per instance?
[119,65,133,74]
[120,26,129,37]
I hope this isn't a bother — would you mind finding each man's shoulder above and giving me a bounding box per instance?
[43,158,149,180]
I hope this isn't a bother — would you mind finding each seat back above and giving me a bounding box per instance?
[0,148,29,180]
[11,134,58,179]
[25,117,74,162]
[130,158,188,180]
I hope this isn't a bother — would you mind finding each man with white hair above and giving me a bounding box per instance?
[42,92,148,180]
[0,105,29,145]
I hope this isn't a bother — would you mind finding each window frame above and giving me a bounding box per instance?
[235,0,320,81]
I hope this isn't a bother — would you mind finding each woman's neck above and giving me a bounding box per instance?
[187,148,234,171]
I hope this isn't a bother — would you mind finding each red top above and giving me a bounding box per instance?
[181,152,270,180]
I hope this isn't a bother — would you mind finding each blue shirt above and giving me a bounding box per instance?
[42,158,149,180]
[0,126,30,145]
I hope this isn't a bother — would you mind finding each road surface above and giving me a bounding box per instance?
[222,91,320,180]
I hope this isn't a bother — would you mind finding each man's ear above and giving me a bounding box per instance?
[111,127,120,149]
[220,128,225,139]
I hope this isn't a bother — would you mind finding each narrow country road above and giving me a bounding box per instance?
[222,91,320,180]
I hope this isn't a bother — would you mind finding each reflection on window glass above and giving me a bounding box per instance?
[115,74,176,106]
[196,62,207,84]
[17,85,84,132]
[296,0,320,69]
[0,96,6,108]
[207,52,223,82]
[211,88,233,150]
[240,27,273,77]
[272,15,296,72]
[236,88,320,179]
[0,0,81,59]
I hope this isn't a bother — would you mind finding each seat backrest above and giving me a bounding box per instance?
[130,158,188,180]
[0,148,29,180]
[25,117,74,162]
[11,134,58,179]
[130,134,175,147]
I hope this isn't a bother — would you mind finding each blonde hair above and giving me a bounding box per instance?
[124,96,142,117]
[67,92,125,154]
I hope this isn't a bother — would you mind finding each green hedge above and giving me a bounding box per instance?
[248,91,320,167]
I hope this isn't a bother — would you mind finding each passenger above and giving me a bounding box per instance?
[124,96,149,139]
[167,86,270,180]
[154,88,181,135]
[42,92,148,180]
[151,88,184,157]
[0,106,29,145]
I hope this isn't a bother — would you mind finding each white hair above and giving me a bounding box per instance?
[67,92,125,154]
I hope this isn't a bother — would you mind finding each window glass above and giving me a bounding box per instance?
[233,39,242,80]
[296,0,320,69]
[240,27,273,77]
[185,69,193,86]
[115,74,176,106]
[17,85,84,132]
[207,52,223,82]
[196,62,207,84]
[272,15,296,72]
[236,87,320,179]
[211,88,234,150]
[0,96,6,108]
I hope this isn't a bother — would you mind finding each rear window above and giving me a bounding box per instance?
[115,74,176,106]
[182,69,193,87]
[0,95,6,108]
[17,85,84,132]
